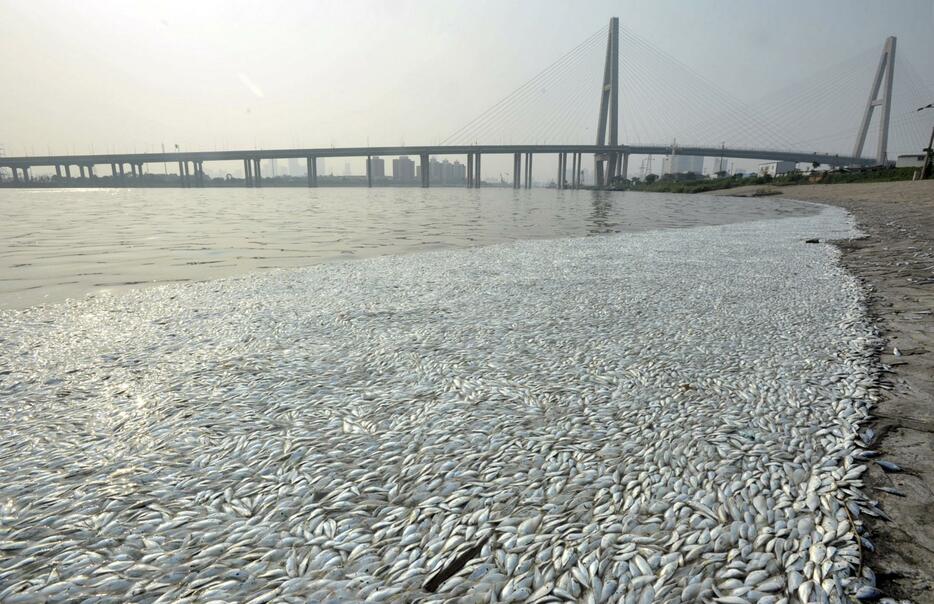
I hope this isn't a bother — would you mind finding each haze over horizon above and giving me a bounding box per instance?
[1,0,933,172]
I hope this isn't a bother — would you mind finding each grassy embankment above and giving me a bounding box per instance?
[618,167,921,194]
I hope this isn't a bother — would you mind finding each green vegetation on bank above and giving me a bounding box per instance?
[611,166,921,194]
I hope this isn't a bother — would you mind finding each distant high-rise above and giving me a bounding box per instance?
[317,158,327,177]
[450,160,466,183]
[427,159,466,185]
[287,158,302,177]
[369,157,385,179]
[392,156,415,181]
[266,159,278,177]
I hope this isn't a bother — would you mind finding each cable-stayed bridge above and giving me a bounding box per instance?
[2,18,931,189]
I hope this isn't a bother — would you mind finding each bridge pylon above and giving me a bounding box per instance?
[853,36,896,166]
[594,17,619,188]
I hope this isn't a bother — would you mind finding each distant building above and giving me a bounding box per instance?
[393,156,416,181]
[665,154,704,175]
[317,158,327,176]
[896,153,925,168]
[449,160,466,183]
[287,158,303,177]
[426,158,466,184]
[709,156,728,175]
[368,157,385,178]
[758,161,797,176]
[266,159,278,177]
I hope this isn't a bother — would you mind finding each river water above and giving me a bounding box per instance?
[0,187,817,308]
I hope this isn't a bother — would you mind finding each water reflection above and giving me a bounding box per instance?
[0,187,818,308]
[588,191,616,234]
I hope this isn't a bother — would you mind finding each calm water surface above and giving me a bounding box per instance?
[0,187,817,308]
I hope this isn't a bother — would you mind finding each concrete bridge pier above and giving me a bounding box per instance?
[87,165,94,179]
[466,154,474,188]
[606,152,618,186]
[243,159,252,186]
[556,154,561,189]
[524,153,533,189]
[420,154,429,187]
[366,156,372,187]
[119,163,126,182]
[557,153,566,189]
[184,162,193,187]
[564,152,570,189]
[306,157,317,187]
[253,159,262,187]
[564,153,570,188]
[620,153,629,180]
[513,153,520,189]
[474,154,481,188]
[11,167,19,183]
[177,161,185,187]
[55,165,62,179]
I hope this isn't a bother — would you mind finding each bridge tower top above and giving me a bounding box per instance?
[853,36,896,165]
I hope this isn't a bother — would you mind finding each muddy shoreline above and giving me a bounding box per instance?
[717,181,934,602]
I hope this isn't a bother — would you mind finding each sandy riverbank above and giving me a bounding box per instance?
[717,181,934,602]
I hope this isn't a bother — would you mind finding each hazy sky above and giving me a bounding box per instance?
[1,0,932,172]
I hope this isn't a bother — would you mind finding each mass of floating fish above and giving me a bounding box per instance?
[0,205,891,603]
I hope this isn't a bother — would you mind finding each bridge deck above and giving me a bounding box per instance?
[0,144,872,168]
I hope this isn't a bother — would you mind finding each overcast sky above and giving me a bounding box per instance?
[1,0,932,169]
